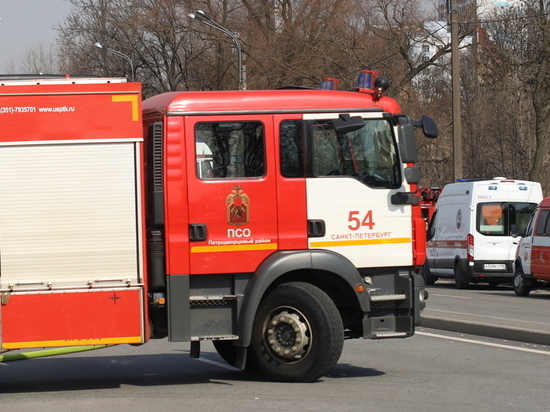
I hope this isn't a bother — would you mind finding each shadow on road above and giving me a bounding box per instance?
[0,351,385,393]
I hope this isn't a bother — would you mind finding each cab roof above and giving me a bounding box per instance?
[142,89,401,116]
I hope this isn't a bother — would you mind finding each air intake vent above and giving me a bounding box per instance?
[152,122,163,188]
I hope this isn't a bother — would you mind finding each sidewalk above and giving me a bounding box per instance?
[420,282,550,346]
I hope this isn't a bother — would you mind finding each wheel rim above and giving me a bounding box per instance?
[514,274,523,289]
[263,307,311,364]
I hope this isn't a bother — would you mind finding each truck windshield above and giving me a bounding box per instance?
[477,202,537,236]
[311,118,400,188]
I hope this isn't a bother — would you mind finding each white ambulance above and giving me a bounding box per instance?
[424,178,542,288]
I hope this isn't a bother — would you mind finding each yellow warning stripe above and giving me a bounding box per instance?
[112,95,140,121]
[310,237,412,248]
[191,242,278,253]
[2,336,142,350]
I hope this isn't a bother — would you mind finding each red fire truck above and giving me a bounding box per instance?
[0,73,436,382]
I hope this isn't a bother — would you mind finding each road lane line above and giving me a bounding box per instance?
[417,331,550,355]
[430,293,473,299]
[424,308,550,326]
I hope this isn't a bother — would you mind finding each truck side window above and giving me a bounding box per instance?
[280,120,304,177]
[195,121,265,179]
[310,118,400,188]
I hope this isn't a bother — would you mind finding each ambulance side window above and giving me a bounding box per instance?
[427,211,437,240]
[195,121,265,179]
[535,210,550,236]
[280,120,304,177]
[523,211,535,237]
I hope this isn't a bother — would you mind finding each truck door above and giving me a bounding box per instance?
[184,115,279,274]
[303,112,414,269]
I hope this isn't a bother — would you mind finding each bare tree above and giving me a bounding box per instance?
[480,1,550,191]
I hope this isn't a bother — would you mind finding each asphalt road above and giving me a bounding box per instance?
[423,279,550,344]
[1,281,549,411]
[1,333,549,410]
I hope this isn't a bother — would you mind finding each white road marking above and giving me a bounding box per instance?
[424,308,549,326]
[417,331,550,355]
[430,293,473,299]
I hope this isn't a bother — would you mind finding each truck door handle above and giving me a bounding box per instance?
[189,223,208,242]
[308,220,326,238]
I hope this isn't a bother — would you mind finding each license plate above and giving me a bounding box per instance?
[484,264,506,270]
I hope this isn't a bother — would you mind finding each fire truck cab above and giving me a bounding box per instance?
[0,74,436,382]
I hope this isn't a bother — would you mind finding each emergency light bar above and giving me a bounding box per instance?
[355,70,378,91]
[354,70,389,96]
[320,78,339,90]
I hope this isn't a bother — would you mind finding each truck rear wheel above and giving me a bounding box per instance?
[513,267,531,296]
[250,282,344,382]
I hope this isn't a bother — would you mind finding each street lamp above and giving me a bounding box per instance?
[94,42,135,82]
[449,1,462,181]
[188,10,246,90]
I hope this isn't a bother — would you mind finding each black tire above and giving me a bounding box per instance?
[454,260,469,289]
[422,263,438,286]
[513,267,531,297]
[249,282,344,382]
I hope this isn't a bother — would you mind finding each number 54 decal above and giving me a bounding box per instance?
[348,210,375,230]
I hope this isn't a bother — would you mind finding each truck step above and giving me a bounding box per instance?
[372,331,409,338]
[369,293,406,302]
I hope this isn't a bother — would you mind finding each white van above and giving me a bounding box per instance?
[424,178,542,288]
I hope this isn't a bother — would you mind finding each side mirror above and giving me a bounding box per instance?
[510,224,520,238]
[398,123,418,163]
[404,166,420,184]
[420,115,438,139]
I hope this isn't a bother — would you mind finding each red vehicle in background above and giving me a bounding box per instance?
[513,196,550,296]
[420,186,441,225]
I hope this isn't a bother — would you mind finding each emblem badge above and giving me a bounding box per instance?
[226,185,250,226]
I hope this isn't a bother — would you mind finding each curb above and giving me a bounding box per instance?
[422,316,550,346]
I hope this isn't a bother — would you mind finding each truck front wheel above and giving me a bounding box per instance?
[250,282,344,382]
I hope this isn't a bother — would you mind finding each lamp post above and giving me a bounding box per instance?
[94,42,135,82]
[188,10,246,90]
[449,0,462,181]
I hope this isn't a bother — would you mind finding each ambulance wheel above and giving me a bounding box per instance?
[513,268,531,296]
[422,263,438,285]
[250,282,344,382]
[454,260,469,289]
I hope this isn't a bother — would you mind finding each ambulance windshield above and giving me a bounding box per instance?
[311,118,400,188]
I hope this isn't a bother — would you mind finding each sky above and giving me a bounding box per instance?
[0,0,72,72]
[0,1,439,74]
